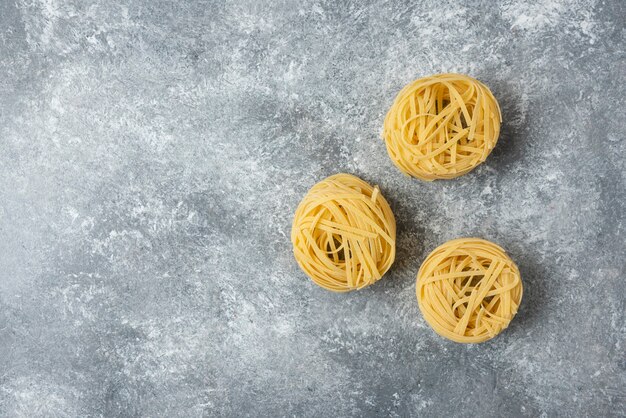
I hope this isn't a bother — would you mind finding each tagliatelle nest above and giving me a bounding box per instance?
[383,73,501,181]
[416,238,523,343]
[291,174,396,292]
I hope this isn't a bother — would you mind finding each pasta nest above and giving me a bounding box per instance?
[291,173,396,292]
[382,73,501,181]
[416,238,523,343]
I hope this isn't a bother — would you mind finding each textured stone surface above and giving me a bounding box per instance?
[1,0,624,416]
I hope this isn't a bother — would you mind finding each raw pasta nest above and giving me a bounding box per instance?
[416,238,522,343]
[291,173,396,292]
[382,73,501,181]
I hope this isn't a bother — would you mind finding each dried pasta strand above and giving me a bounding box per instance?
[383,74,501,181]
[291,174,396,292]
[416,238,523,343]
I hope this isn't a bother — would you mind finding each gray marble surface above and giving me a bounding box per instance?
[1,0,625,417]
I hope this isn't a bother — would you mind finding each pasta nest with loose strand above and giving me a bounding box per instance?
[291,174,396,292]
[416,238,523,343]
[382,73,501,181]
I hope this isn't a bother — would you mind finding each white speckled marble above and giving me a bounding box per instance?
[0,0,624,416]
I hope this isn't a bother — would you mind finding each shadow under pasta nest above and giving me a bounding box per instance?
[494,241,548,338]
[484,79,530,172]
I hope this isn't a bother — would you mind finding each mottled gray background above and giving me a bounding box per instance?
[0,0,624,416]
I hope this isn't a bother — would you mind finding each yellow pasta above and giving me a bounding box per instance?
[291,173,396,292]
[382,73,501,181]
[416,238,522,343]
